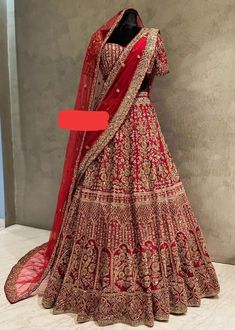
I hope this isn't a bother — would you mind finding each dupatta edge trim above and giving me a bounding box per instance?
[76,28,159,183]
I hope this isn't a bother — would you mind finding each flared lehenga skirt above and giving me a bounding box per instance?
[7,91,220,327]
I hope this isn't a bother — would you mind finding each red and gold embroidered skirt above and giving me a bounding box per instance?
[36,91,219,326]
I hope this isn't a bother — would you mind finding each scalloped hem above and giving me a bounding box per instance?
[41,288,220,327]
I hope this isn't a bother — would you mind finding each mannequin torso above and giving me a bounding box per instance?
[106,11,151,91]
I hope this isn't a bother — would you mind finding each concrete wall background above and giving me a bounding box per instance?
[1,0,235,264]
[0,124,5,218]
[0,0,16,226]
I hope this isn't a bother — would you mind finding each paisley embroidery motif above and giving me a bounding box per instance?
[39,92,220,326]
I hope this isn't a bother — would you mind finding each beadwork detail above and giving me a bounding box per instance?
[100,43,124,80]
[39,93,220,326]
[99,29,170,81]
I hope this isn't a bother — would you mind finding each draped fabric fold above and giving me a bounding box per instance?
[4,8,159,304]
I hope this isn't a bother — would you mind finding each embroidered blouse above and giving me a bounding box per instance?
[99,30,170,81]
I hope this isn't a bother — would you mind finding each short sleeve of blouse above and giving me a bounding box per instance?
[153,30,170,76]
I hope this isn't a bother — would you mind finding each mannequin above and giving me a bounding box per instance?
[107,9,151,91]
[3,8,220,325]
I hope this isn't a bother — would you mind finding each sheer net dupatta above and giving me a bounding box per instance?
[4,8,145,304]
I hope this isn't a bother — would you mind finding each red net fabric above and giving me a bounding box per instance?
[4,7,145,303]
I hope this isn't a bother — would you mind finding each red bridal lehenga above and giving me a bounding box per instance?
[4,8,220,327]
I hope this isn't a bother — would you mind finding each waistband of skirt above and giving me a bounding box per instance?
[136,90,150,98]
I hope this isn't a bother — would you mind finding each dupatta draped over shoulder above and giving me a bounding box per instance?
[4,7,170,304]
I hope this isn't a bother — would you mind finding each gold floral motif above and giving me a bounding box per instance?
[33,92,220,325]
[37,105,221,319]
[76,94,181,197]
[39,189,220,326]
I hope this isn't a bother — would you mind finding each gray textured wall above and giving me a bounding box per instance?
[3,0,235,264]
[0,0,16,226]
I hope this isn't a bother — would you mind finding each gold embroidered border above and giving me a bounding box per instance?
[3,242,48,303]
[76,28,159,184]
[75,181,185,206]
[80,181,184,196]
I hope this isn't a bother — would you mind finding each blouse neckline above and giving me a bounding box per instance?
[105,27,144,49]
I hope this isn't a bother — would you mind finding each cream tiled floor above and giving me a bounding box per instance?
[1,224,235,330]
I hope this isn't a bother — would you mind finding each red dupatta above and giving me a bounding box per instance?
[4,8,160,304]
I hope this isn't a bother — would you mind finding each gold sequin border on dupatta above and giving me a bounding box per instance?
[76,28,159,184]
